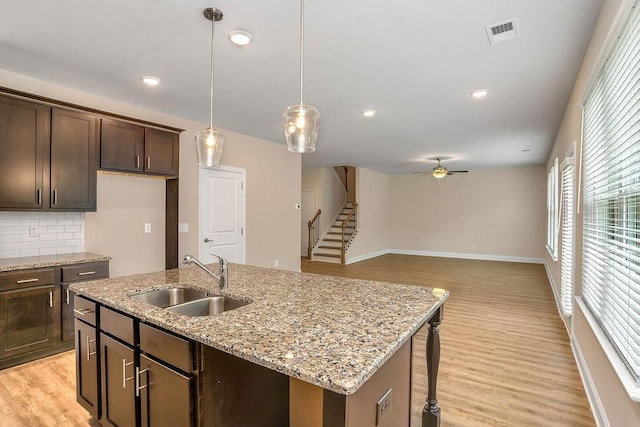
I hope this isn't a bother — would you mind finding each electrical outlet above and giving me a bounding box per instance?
[144,223,151,234]
[376,388,392,426]
[29,226,39,238]
[178,223,189,233]
[274,260,279,268]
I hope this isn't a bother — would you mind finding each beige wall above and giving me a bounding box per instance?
[0,68,301,274]
[389,166,546,261]
[545,0,640,424]
[86,173,166,277]
[346,167,390,261]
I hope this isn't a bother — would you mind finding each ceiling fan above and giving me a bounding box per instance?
[416,158,469,179]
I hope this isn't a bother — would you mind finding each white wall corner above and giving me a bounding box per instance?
[571,335,610,427]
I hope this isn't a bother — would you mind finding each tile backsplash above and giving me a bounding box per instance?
[0,212,86,259]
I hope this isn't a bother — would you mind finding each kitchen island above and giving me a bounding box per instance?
[70,262,448,427]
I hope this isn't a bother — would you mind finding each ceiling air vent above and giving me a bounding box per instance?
[485,18,519,46]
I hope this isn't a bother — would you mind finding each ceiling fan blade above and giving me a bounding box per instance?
[413,172,431,175]
[447,170,469,174]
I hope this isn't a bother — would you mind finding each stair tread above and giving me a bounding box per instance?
[324,238,347,242]
[314,253,341,258]
[328,231,352,235]
[318,245,341,249]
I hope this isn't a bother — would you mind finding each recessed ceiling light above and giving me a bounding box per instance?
[362,110,376,117]
[141,76,161,86]
[229,30,252,46]
[471,89,488,98]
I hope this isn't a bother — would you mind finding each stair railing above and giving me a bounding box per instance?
[341,203,358,264]
[307,209,321,259]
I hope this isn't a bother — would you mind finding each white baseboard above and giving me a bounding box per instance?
[345,249,390,264]
[388,249,544,264]
[571,333,609,427]
[543,261,566,320]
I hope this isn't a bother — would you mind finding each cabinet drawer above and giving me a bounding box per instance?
[140,323,193,373]
[100,306,136,345]
[74,295,97,326]
[0,269,55,292]
[62,262,109,283]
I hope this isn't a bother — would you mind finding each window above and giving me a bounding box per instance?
[547,158,559,259]
[581,0,640,381]
[560,160,575,316]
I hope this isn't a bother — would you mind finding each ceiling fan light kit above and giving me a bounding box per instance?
[282,0,320,153]
[196,7,226,167]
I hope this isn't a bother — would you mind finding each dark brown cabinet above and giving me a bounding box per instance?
[100,119,179,177]
[50,108,98,211]
[100,118,144,173]
[0,95,99,212]
[61,262,109,342]
[100,333,137,427]
[75,316,100,419]
[0,284,56,359]
[0,95,49,209]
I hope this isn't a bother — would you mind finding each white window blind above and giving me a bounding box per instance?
[582,1,640,380]
[547,159,559,259]
[560,162,575,316]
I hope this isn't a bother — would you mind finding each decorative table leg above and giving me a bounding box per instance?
[422,305,443,427]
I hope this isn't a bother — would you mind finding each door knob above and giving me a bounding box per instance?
[204,238,212,243]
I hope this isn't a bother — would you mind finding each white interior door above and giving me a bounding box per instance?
[301,189,318,257]
[200,166,246,264]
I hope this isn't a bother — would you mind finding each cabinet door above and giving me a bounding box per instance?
[75,319,100,419]
[0,285,55,358]
[139,354,193,427]
[50,108,98,211]
[144,128,178,176]
[0,96,49,209]
[100,118,144,173]
[100,333,137,427]
[61,284,75,342]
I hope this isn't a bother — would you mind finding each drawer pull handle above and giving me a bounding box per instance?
[122,359,135,388]
[86,337,97,361]
[48,291,53,308]
[16,278,39,284]
[146,157,151,169]
[73,308,93,316]
[53,190,58,205]
[77,271,96,276]
[136,367,149,397]
[136,155,140,169]
[65,288,70,304]
[37,188,42,205]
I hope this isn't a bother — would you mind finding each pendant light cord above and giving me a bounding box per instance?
[209,17,216,128]
[299,0,304,105]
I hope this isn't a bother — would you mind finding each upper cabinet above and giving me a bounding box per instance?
[0,96,49,209]
[51,108,98,211]
[100,118,179,177]
[0,96,98,211]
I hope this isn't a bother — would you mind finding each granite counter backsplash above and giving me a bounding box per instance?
[70,263,448,395]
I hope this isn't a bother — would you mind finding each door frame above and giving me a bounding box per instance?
[199,165,247,263]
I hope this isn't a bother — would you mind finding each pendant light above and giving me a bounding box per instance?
[282,0,320,153]
[196,7,226,166]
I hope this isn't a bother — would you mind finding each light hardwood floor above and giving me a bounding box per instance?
[0,254,593,426]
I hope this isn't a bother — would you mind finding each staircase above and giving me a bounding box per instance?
[311,202,357,263]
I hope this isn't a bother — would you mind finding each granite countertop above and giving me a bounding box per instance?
[70,263,448,395]
[0,252,111,272]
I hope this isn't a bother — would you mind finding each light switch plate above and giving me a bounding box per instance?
[178,223,189,233]
[144,223,151,234]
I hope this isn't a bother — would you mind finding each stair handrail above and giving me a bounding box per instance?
[308,209,321,259]
[341,203,358,264]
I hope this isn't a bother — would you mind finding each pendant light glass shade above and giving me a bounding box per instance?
[283,104,320,153]
[196,126,226,166]
[196,7,225,167]
[282,0,319,153]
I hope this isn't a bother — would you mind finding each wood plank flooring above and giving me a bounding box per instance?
[0,254,593,426]
[302,254,594,426]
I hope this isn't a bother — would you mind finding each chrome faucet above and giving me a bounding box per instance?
[182,254,228,290]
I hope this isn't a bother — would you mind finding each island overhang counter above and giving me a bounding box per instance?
[70,262,448,427]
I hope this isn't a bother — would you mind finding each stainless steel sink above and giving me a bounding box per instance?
[130,288,210,308]
[167,296,249,316]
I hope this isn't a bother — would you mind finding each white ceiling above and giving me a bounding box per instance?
[0,0,603,174]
